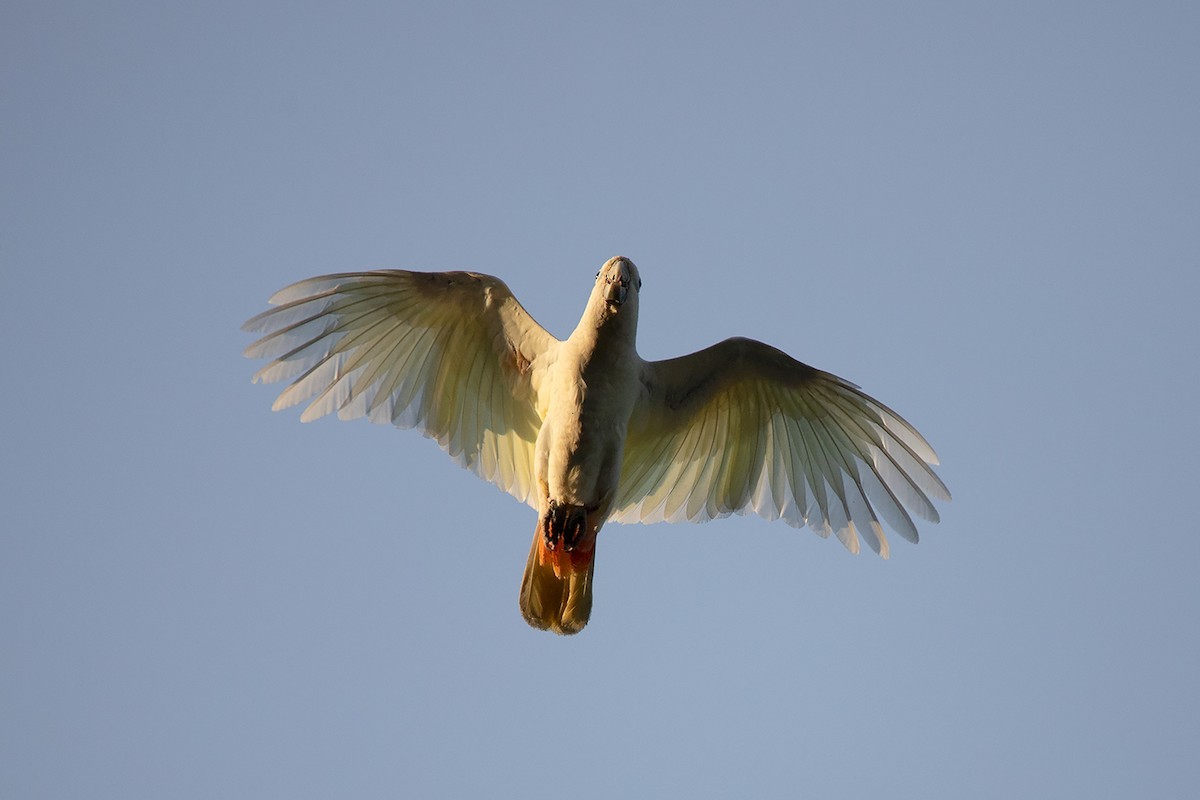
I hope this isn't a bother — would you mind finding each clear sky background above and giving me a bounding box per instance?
[3,2,1198,798]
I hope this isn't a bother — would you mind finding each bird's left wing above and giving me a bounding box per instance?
[609,337,949,556]
[243,271,557,507]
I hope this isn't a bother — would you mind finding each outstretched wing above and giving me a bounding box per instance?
[243,271,557,507]
[610,337,950,557]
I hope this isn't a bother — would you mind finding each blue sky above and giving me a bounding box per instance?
[3,2,1198,797]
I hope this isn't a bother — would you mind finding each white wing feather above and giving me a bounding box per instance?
[610,337,949,557]
[243,271,557,507]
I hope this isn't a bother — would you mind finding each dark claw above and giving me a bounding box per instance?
[542,500,592,552]
[562,508,586,551]
[542,503,557,550]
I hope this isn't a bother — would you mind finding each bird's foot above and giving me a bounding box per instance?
[542,500,559,551]
[543,499,589,552]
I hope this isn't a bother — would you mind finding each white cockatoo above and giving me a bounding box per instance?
[243,256,949,634]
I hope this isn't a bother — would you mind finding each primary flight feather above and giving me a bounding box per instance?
[243,256,950,634]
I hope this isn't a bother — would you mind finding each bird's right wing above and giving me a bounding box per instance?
[243,271,558,507]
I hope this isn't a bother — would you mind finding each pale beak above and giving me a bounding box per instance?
[605,280,628,306]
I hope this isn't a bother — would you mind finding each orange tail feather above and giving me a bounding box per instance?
[519,522,597,635]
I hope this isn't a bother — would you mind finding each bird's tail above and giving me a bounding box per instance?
[519,516,597,635]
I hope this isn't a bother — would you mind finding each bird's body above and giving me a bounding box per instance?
[536,266,640,514]
[244,256,950,634]
[524,258,642,632]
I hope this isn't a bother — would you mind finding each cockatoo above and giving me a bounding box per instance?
[243,256,949,634]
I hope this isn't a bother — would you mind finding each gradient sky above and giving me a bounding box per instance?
[3,2,1198,798]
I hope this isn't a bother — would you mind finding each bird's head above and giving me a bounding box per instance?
[594,256,641,313]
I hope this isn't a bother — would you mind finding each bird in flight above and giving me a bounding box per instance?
[243,256,950,634]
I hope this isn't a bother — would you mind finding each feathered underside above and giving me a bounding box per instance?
[243,272,949,559]
[242,270,557,507]
[611,338,950,558]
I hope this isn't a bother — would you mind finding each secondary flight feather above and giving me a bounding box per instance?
[243,256,950,634]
